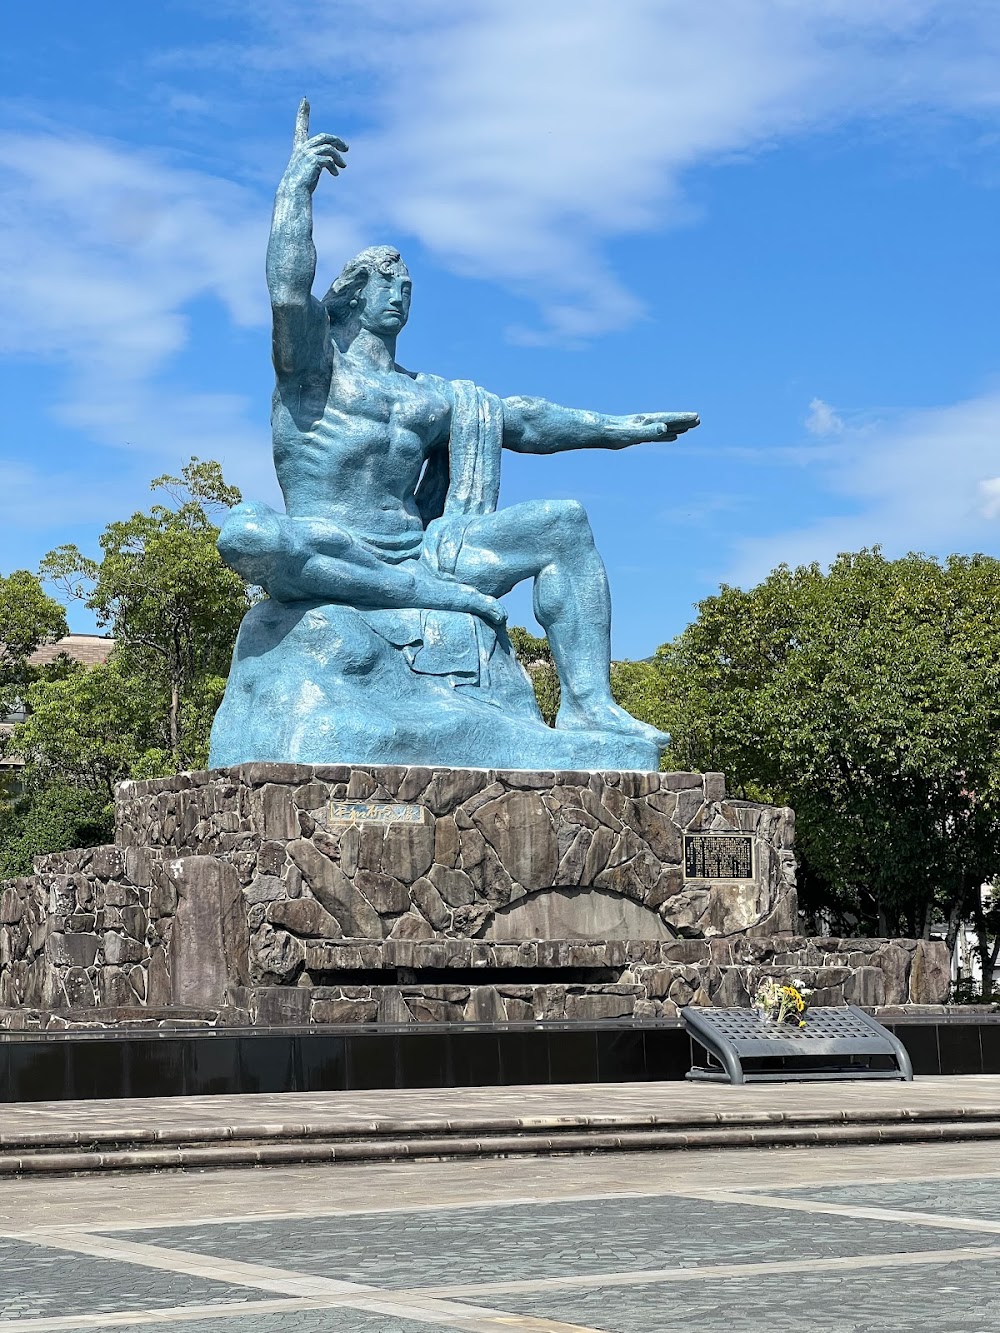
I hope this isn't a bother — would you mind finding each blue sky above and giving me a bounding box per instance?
[2,0,1000,657]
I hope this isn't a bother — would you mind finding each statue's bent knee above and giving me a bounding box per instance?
[546,498,594,551]
[218,502,287,585]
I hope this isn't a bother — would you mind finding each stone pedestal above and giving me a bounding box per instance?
[0,764,950,1028]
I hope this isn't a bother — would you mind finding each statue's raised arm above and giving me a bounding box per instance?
[266,99,349,377]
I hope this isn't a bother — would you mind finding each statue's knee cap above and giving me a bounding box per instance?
[551,498,592,543]
[219,521,281,575]
[221,503,278,548]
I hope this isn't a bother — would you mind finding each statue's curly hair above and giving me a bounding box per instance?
[322,246,408,328]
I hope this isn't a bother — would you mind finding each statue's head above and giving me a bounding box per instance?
[323,246,411,340]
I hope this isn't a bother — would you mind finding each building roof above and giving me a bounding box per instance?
[0,636,116,771]
[28,634,114,668]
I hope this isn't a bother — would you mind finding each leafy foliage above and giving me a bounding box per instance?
[0,570,68,713]
[38,458,249,770]
[0,783,113,878]
[0,459,248,872]
[626,550,1000,989]
[508,625,561,725]
[14,659,170,796]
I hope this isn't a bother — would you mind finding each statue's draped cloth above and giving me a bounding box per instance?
[357,379,503,688]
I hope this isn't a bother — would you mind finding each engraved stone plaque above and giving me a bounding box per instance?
[328,799,424,826]
[683,833,754,880]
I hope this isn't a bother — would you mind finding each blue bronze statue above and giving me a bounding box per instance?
[209,102,700,772]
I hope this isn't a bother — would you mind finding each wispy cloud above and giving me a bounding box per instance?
[0,126,363,516]
[0,130,268,460]
[727,389,1000,583]
[805,398,846,437]
[192,0,1000,342]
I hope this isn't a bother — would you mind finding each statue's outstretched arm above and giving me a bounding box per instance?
[267,99,348,376]
[501,395,699,454]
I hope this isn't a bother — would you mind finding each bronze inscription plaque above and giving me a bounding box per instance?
[683,834,754,880]
[327,800,424,826]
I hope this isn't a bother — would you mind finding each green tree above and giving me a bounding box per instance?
[0,569,68,714]
[39,458,250,770]
[644,550,1000,989]
[0,782,113,877]
[13,658,164,796]
[509,625,561,725]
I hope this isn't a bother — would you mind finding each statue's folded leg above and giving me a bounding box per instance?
[218,502,506,626]
[218,501,354,602]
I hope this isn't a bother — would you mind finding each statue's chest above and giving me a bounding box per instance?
[330,371,448,443]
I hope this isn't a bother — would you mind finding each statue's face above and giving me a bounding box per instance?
[359,263,412,336]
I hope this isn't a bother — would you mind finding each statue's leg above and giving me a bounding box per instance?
[219,502,409,602]
[449,500,667,744]
[219,503,504,623]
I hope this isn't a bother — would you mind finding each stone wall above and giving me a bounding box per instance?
[0,763,951,1028]
[0,932,948,1029]
[0,844,249,1016]
[114,763,798,954]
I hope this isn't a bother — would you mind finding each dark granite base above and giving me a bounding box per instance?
[1,1012,997,1102]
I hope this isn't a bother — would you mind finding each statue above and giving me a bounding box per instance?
[209,103,700,772]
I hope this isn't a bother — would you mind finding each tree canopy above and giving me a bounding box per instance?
[0,459,249,873]
[612,549,1000,992]
[0,569,68,713]
[38,458,250,772]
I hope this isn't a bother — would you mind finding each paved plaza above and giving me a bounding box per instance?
[3,1082,1000,1331]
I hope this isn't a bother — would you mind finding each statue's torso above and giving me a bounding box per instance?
[272,354,452,540]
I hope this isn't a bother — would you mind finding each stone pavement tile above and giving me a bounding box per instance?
[7,1140,1000,1235]
[105,1314,456,1333]
[108,1195,978,1291]
[0,1236,252,1323]
[754,1175,1000,1222]
[465,1258,1000,1332]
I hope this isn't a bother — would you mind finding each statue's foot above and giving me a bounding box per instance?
[556,697,669,749]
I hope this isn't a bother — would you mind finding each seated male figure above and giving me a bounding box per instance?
[219,102,699,753]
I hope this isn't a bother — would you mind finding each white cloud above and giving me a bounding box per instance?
[978,476,1000,520]
[806,398,845,437]
[0,128,363,517]
[202,0,1000,341]
[0,131,267,466]
[727,389,1000,583]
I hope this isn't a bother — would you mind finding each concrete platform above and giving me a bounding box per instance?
[3,1074,1000,1175]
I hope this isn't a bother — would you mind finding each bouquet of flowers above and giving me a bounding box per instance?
[753,976,813,1028]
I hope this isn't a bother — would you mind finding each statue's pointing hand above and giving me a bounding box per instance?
[285,98,348,193]
[613,411,700,447]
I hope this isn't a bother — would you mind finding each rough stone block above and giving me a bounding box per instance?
[354,869,409,915]
[48,933,100,968]
[312,998,379,1024]
[166,857,250,1004]
[267,896,343,939]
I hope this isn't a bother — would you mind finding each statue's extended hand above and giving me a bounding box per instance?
[610,411,700,447]
[282,98,348,193]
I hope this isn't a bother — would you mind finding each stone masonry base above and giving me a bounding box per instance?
[0,764,950,1028]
